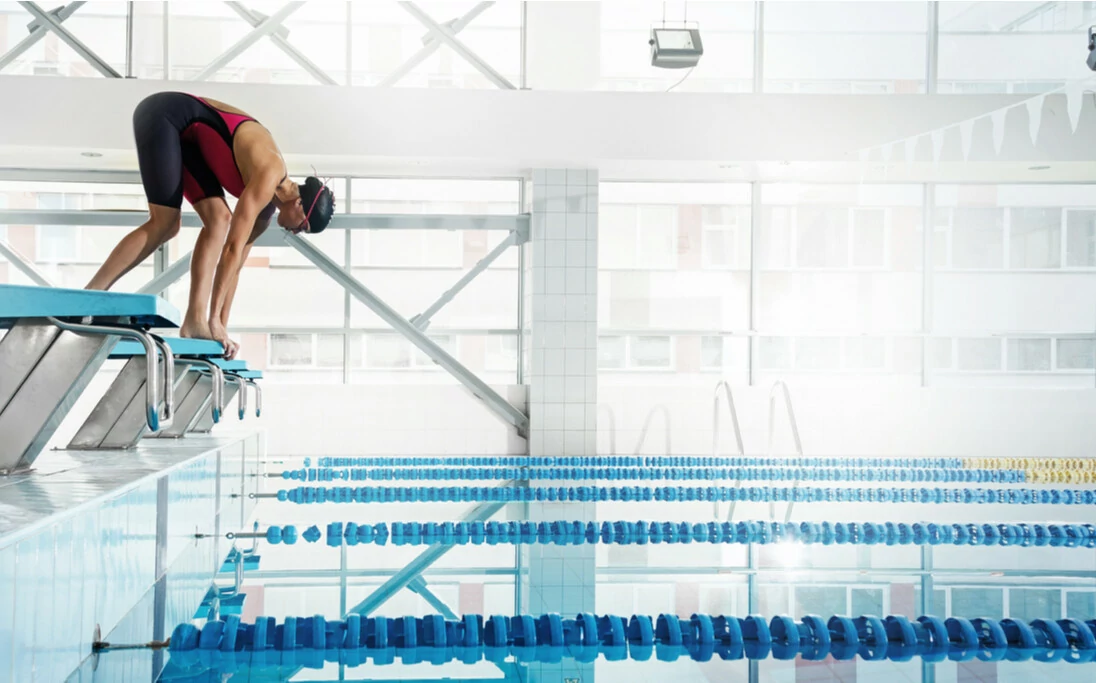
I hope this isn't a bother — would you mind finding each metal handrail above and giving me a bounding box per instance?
[767,380,804,524]
[45,317,167,432]
[633,404,671,456]
[245,379,262,418]
[149,334,174,429]
[598,404,617,455]
[184,359,225,423]
[225,374,247,420]
[712,380,746,521]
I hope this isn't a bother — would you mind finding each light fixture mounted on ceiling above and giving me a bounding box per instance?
[1028,165,1051,171]
[81,151,103,158]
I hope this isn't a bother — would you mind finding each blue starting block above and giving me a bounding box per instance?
[68,337,228,450]
[0,284,180,472]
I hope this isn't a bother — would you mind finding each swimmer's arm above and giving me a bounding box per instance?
[216,215,270,327]
[208,173,280,331]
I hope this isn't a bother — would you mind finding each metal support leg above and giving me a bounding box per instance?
[410,230,518,330]
[137,251,192,296]
[18,1,121,77]
[0,1,84,71]
[149,368,202,439]
[397,2,516,89]
[921,545,936,683]
[244,379,261,418]
[379,1,494,86]
[0,239,55,286]
[224,1,337,85]
[346,490,516,616]
[191,1,304,81]
[286,232,529,434]
[190,379,239,433]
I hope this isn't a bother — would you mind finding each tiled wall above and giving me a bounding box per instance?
[0,433,260,682]
[524,169,599,682]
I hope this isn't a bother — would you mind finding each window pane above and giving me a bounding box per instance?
[1057,339,1096,370]
[366,335,410,369]
[1007,338,1051,371]
[637,206,677,269]
[949,208,1004,269]
[598,336,626,369]
[957,338,1001,371]
[412,335,454,368]
[851,208,886,267]
[1010,589,1060,622]
[952,588,1004,620]
[795,337,841,370]
[701,336,724,369]
[599,205,639,269]
[270,334,312,366]
[843,337,886,370]
[632,336,671,368]
[1066,210,1096,267]
[930,338,953,370]
[1009,208,1061,269]
[759,336,792,370]
[796,208,849,268]
[316,334,344,369]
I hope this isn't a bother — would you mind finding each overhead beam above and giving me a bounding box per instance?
[379,1,494,87]
[410,230,519,330]
[346,490,517,616]
[286,232,529,433]
[0,239,55,286]
[224,1,337,85]
[0,1,84,71]
[18,1,120,78]
[398,2,516,90]
[191,1,304,81]
[0,209,527,232]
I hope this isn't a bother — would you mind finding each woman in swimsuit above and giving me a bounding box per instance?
[86,91,335,358]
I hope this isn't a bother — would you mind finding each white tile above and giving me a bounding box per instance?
[533,268,547,295]
[585,268,597,294]
[585,348,597,374]
[565,321,585,345]
[565,268,586,295]
[565,404,584,430]
[586,403,597,430]
[564,241,586,268]
[544,375,566,400]
[545,239,566,268]
[545,403,565,430]
[564,296,585,323]
[566,194,587,214]
[564,430,585,454]
[587,171,599,186]
[567,169,587,187]
[545,269,565,294]
[547,196,566,213]
[565,348,585,376]
[565,376,585,403]
[530,402,546,424]
[545,322,566,349]
[585,375,598,401]
[584,294,597,321]
[544,430,565,454]
[544,348,566,375]
[566,213,586,240]
[544,294,565,322]
[547,170,567,186]
[546,213,568,237]
[531,213,547,241]
[533,169,547,185]
[530,430,544,454]
[532,194,547,213]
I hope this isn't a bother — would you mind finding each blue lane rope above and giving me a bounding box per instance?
[273,485,1096,505]
[280,466,1027,484]
[166,612,1096,666]
[259,520,1096,549]
[313,456,969,469]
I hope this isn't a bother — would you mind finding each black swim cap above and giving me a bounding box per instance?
[300,176,335,233]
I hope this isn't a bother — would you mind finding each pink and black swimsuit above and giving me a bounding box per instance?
[131,91,275,219]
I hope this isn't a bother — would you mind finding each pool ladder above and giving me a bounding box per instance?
[717,380,804,525]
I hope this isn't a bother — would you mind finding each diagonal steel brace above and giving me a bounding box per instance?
[379,1,494,87]
[224,1,336,85]
[0,1,83,71]
[191,1,303,81]
[397,1,515,89]
[17,1,119,77]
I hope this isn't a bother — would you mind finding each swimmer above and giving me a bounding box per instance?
[86,91,335,358]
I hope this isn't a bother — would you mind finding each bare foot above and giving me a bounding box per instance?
[179,317,213,341]
[224,338,240,360]
[208,319,233,357]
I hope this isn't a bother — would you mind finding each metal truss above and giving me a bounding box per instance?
[381,1,511,89]
[0,2,120,77]
[192,2,305,81]
[0,238,55,286]
[223,1,337,85]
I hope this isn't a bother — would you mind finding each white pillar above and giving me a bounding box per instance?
[522,168,598,682]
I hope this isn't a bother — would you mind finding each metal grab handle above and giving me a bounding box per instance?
[712,380,746,521]
[46,317,163,432]
[245,379,262,418]
[633,404,671,456]
[766,380,804,524]
[227,374,247,420]
[149,334,174,430]
[185,359,225,423]
[598,404,617,455]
